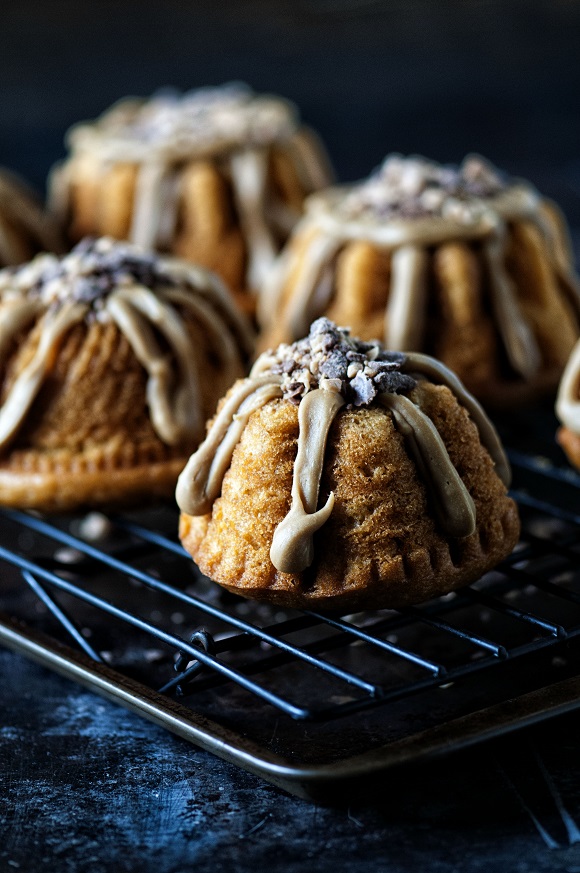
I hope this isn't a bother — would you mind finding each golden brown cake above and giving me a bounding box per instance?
[177,319,519,612]
[0,236,253,511]
[49,84,333,315]
[0,168,64,266]
[259,155,580,406]
[555,338,580,469]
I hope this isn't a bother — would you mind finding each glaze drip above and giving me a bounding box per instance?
[270,387,345,573]
[379,392,476,538]
[556,339,580,433]
[385,245,428,351]
[0,302,87,449]
[0,237,252,450]
[176,376,283,516]
[176,321,510,575]
[401,351,511,487]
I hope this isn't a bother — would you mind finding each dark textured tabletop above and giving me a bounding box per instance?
[5,648,580,872]
[2,2,580,870]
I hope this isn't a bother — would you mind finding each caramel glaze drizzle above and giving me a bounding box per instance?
[556,338,580,434]
[401,351,511,488]
[176,375,283,516]
[263,185,579,380]
[269,387,345,573]
[379,391,475,538]
[0,301,87,449]
[176,350,510,575]
[0,261,253,452]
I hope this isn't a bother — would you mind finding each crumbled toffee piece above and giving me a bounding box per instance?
[339,154,510,222]
[0,237,176,308]
[266,318,416,406]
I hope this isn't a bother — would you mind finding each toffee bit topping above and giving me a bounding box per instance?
[263,318,416,406]
[0,237,175,308]
[72,83,298,154]
[339,154,510,222]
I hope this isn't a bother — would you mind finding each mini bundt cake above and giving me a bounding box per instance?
[556,338,580,469]
[177,319,520,612]
[0,236,253,510]
[259,154,580,406]
[49,83,333,314]
[0,168,63,266]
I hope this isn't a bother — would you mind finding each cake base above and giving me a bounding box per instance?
[0,455,188,512]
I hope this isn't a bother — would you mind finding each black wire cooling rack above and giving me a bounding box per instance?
[0,404,579,801]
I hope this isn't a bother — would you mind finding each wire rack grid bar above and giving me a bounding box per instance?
[1,439,580,724]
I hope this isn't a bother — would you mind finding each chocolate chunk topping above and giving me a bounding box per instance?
[265,318,416,405]
[339,154,510,222]
[0,237,176,307]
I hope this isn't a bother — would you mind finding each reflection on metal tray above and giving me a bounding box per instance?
[0,406,579,802]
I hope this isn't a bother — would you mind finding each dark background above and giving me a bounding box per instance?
[2,0,580,233]
[2,2,580,870]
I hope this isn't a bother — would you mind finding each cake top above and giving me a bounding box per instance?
[334,154,513,223]
[0,237,253,451]
[68,83,299,159]
[255,318,416,405]
[0,236,254,353]
[0,237,179,310]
